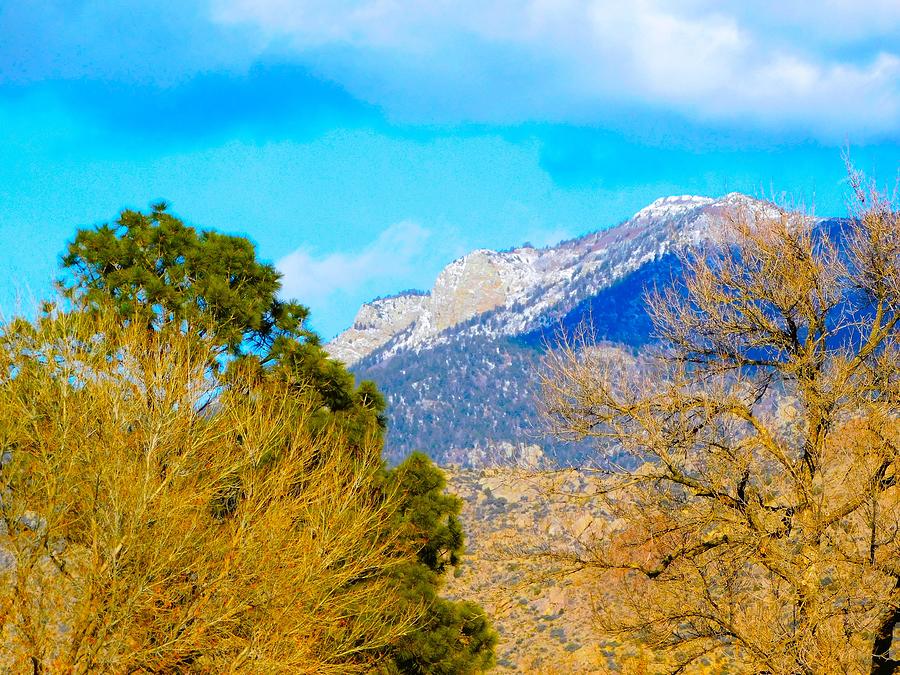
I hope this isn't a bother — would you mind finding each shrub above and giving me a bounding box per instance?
[0,309,419,673]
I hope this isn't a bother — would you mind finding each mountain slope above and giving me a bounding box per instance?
[327,193,799,465]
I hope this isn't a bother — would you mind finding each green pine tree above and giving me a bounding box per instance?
[381,452,497,674]
[60,203,496,673]
[60,201,384,449]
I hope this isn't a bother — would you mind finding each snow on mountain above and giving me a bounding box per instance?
[327,291,428,365]
[631,194,714,221]
[327,192,778,367]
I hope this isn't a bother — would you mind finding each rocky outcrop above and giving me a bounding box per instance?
[327,292,427,365]
[328,191,824,465]
[328,192,779,367]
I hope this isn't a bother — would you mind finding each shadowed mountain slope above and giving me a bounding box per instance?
[329,195,838,465]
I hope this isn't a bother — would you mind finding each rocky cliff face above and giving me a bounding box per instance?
[327,292,427,366]
[328,193,775,367]
[326,192,798,465]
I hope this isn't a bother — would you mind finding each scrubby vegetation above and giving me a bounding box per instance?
[540,169,900,673]
[356,333,557,466]
[0,206,495,672]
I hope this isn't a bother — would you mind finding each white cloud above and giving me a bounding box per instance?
[211,0,900,138]
[727,0,900,44]
[276,219,431,309]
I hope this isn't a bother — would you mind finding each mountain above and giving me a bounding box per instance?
[327,193,797,465]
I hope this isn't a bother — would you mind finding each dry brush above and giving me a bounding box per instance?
[0,309,420,673]
[541,171,900,674]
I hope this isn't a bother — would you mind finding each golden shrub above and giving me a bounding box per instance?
[0,309,419,673]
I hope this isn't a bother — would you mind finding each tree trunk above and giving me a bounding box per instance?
[872,581,900,675]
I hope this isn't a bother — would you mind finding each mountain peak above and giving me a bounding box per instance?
[327,191,775,366]
[632,194,716,221]
[329,191,830,465]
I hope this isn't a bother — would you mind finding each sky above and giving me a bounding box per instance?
[2,1,899,338]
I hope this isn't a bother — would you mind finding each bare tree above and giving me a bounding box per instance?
[541,171,900,674]
[0,309,419,673]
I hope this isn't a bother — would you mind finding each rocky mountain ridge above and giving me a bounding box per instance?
[326,192,799,465]
[328,193,778,367]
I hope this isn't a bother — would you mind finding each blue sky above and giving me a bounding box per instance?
[2,1,899,338]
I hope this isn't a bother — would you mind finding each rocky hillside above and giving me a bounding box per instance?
[327,193,805,465]
[444,467,736,672]
[330,193,778,367]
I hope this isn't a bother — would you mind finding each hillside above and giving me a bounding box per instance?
[327,194,803,465]
[443,467,607,672]
[444,467,734,673]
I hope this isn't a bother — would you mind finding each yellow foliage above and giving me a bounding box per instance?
[0,308,419,673]
[540,171,900,673]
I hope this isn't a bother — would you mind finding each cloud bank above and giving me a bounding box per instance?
[7,2,899,139]
[212,0,900,138]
